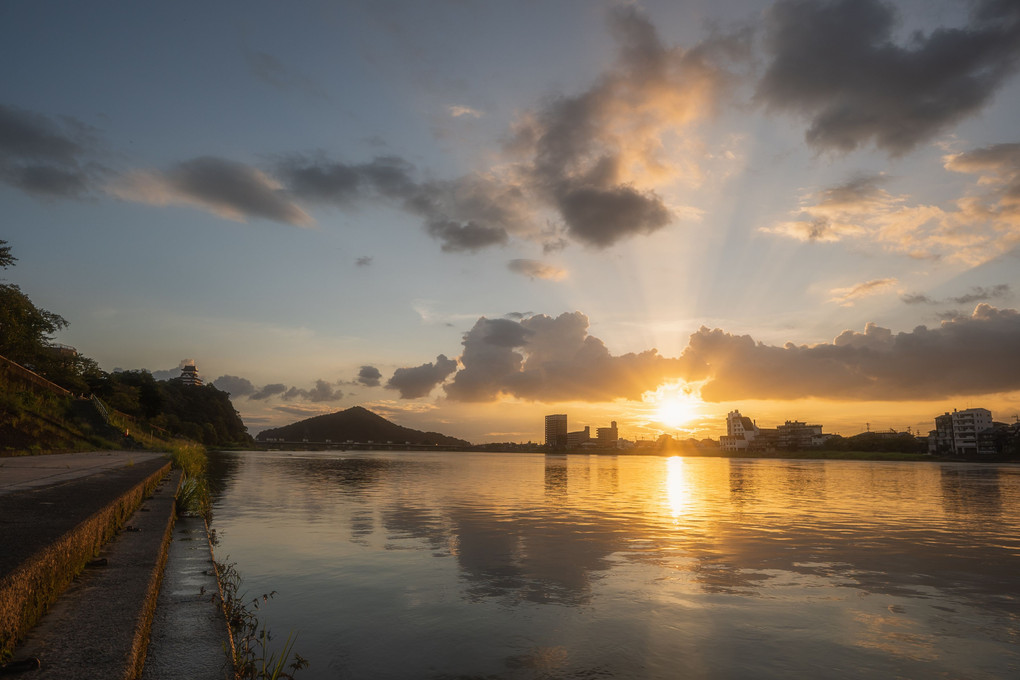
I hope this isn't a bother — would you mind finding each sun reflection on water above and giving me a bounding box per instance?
[665,456,694,517]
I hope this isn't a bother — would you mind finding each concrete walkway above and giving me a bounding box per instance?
[0,451,233,679]
[0,451,165,494]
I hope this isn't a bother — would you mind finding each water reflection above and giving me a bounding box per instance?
[210,452,1020,680]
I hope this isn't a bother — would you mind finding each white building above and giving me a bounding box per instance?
[720,410,758,452]
[932,408,993,456]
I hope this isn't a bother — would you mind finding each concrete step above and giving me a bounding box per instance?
[0,456,172,657]
[142,516,233,680]
[7,468,181,678]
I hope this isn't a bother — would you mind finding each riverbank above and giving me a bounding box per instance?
[0,450,233,678]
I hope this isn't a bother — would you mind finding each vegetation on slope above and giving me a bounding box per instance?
[0,240,252,452]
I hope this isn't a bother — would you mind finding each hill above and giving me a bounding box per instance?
[255,406,470,447]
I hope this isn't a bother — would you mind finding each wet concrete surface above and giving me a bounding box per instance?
[142,516,233,680]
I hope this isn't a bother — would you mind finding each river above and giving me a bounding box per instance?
[207,451,1020,679]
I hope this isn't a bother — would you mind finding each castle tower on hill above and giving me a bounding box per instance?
[178,361,203,386]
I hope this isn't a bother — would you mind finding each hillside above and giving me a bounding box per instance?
[255,406,470,447]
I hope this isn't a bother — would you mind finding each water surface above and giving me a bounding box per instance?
[208,451,1020,679]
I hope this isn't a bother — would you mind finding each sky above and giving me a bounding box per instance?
[3,0,1020,443]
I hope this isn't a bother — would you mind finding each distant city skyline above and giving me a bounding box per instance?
[3,0,1019,442]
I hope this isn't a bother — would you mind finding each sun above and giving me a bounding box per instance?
[648,383,702,430]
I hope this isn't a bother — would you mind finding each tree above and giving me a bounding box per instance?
[0,240,15,269]
[0,240,69,370]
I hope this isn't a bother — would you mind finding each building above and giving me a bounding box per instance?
[567,426,591,448]
[776,420,826,449]
[596,421,619,446]
[930,408,993,456]
[545,414,567,448]
[178,362,204,386]
[720,410,758,452]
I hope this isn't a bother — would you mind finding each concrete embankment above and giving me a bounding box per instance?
[0,451,232,679]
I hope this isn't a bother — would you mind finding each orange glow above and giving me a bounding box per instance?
[648,383,703,429]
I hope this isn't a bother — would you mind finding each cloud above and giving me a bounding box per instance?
[211,374,256,397]
[250,383,287,400]
[755,0,1020,155]
[507,259,567,281]
[357,365,382,387]
[448,105,483,118]
[944,143,1020,240]
[398,305,1020,405]
[0,103,103,197]
[425,219,508,252]
[902,284,1011,306]
[355,256,373,266]
[279,155,525,252]
[761,161,1020,264]
[682,304,1020,401]
[109,156,313,226]
[273,404,329,417]
[284,379,343,402]
[828,277,898,306]
[386,355,458,399]
[445,312,686,402]
[272,7,747,252]
[507,6,748,247]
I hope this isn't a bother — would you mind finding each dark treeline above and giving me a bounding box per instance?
[1,240,251,448]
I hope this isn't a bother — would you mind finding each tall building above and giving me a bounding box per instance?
[597,421,618,446]
[932,408,993,456]
[545,414,567,448]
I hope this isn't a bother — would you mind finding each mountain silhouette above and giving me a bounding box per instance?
[255,406,470,446]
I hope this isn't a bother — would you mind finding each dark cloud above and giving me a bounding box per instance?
[402,305,1020,404]
[386,355,458,399]
[425,219,508,252]
[508,7,746,247]
[211,375,256,397]
[110,156,312,226]
[284,379,343,402]
[0,103,102,197]
[756,0,1020,154]
[445,312,686,402]
[901,293,936,305]
[951,284,1011,304]
[555,185,671,247]
[355,256,373,266]
[280,155,522,252]
[901,284,1011,305]
[250,383,287,400]
[683,305,1020,401]
[357,365,382,387]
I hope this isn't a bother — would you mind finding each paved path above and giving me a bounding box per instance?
[0,451,164,494]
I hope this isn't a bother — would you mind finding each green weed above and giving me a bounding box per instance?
[212,560,308,680]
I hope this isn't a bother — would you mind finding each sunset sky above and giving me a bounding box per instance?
[3,0,1020,442]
